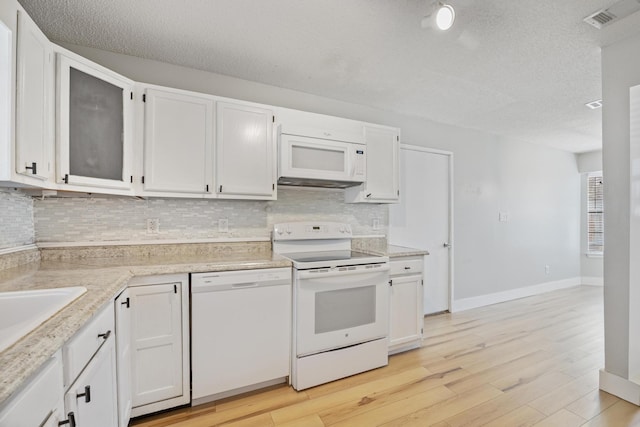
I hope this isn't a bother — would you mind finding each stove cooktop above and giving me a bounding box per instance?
[280,250,388,269]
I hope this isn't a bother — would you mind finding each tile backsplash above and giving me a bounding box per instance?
[0,190,35,250]
[34,187,388,243]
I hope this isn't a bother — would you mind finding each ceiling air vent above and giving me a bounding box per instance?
[583,10,616,28]
[583,0,640,29]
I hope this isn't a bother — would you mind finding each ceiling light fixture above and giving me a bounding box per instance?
[435,3,456,30]
[585,99,603,109]
[421,1,456,31]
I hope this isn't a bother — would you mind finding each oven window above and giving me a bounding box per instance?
[292,145,345,172]
[315,286,376,334]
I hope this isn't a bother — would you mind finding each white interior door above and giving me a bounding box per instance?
[389,145,452,314]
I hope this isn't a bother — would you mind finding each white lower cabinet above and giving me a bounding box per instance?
[127,274,190,417]
[64,335,118,427]
[389,256,424,354]
[0,350,66,427]
[115,288,132,427]
[62,303,118,427]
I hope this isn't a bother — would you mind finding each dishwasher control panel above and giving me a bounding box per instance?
[191,267,291,291]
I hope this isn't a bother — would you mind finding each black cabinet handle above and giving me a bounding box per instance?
[121,297,130,308]
[76,385,91,403]
[404,266,411,270]
[58,412,76,427]
[25,162,37,175]
[98,330,111,340]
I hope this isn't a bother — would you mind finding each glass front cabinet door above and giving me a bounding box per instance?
[56,52,134,190]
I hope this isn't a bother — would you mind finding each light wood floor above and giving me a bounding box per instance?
[131,285,640,427]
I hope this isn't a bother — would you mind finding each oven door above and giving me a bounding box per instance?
[295,263,389,357]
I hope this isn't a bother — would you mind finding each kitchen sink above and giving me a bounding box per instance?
[0,286,87,353]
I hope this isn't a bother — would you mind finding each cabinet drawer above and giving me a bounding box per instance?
[390,258,423,276]
[63,304,114,387]
[0,351,63,427]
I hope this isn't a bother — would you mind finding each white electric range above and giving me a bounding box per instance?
[272,222,390,390]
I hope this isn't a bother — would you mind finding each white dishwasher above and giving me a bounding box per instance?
[190,267,291,404]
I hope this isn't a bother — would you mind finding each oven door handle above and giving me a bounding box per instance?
[297,263,389,279]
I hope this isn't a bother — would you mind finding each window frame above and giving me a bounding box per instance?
[587,171,604,256]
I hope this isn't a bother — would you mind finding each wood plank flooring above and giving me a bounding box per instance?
[131,285,640,427]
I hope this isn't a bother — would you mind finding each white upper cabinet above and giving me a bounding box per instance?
[15,7,53,183]
[56,49,134,191]
[142,86,213,195]
[276,107,364,144]
[215,101,275,199]
[0,16,12,184]
[345,124,400,203]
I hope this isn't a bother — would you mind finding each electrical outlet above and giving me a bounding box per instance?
[545,265,550,275]
[372,218,380,230]
[218,218,229,233]
[146,218,159,234]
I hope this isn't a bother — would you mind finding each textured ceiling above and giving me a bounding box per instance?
[17,0,640,153]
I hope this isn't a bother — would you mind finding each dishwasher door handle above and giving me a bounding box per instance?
[231,282,259,289]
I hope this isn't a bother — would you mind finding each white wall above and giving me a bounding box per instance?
[577,150,603,283]
[577,150,602,173]
[56,43,582,302]
[601,32,640,380]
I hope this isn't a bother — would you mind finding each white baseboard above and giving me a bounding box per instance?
[451,277,581,312]
[599,369,640,405]
[581,276,604,286]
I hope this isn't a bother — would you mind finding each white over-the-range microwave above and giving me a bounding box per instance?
[278,133,366,188]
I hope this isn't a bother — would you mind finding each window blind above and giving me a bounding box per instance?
[587,173,604,253]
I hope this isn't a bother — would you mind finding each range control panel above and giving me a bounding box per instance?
[272,222,353,240]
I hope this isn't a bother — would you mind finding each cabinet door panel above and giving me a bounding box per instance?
[15,8,52,181]
[389,275,423,347]
[0,352,64,427]
[68,68,123,181]
[56,53,133,190]
[130,282,183,407]
[65,337,118,427]
[216,102,274,197]
[144,88,213,193]
[115,289,132,427]
[364,126,399,201]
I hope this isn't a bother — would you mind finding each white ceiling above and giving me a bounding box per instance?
[17,0,640,153]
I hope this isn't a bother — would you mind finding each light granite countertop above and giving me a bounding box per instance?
[386,245,429,257]
[0,242,420,405]
[0,251,291,406]
[366,245,429,258]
